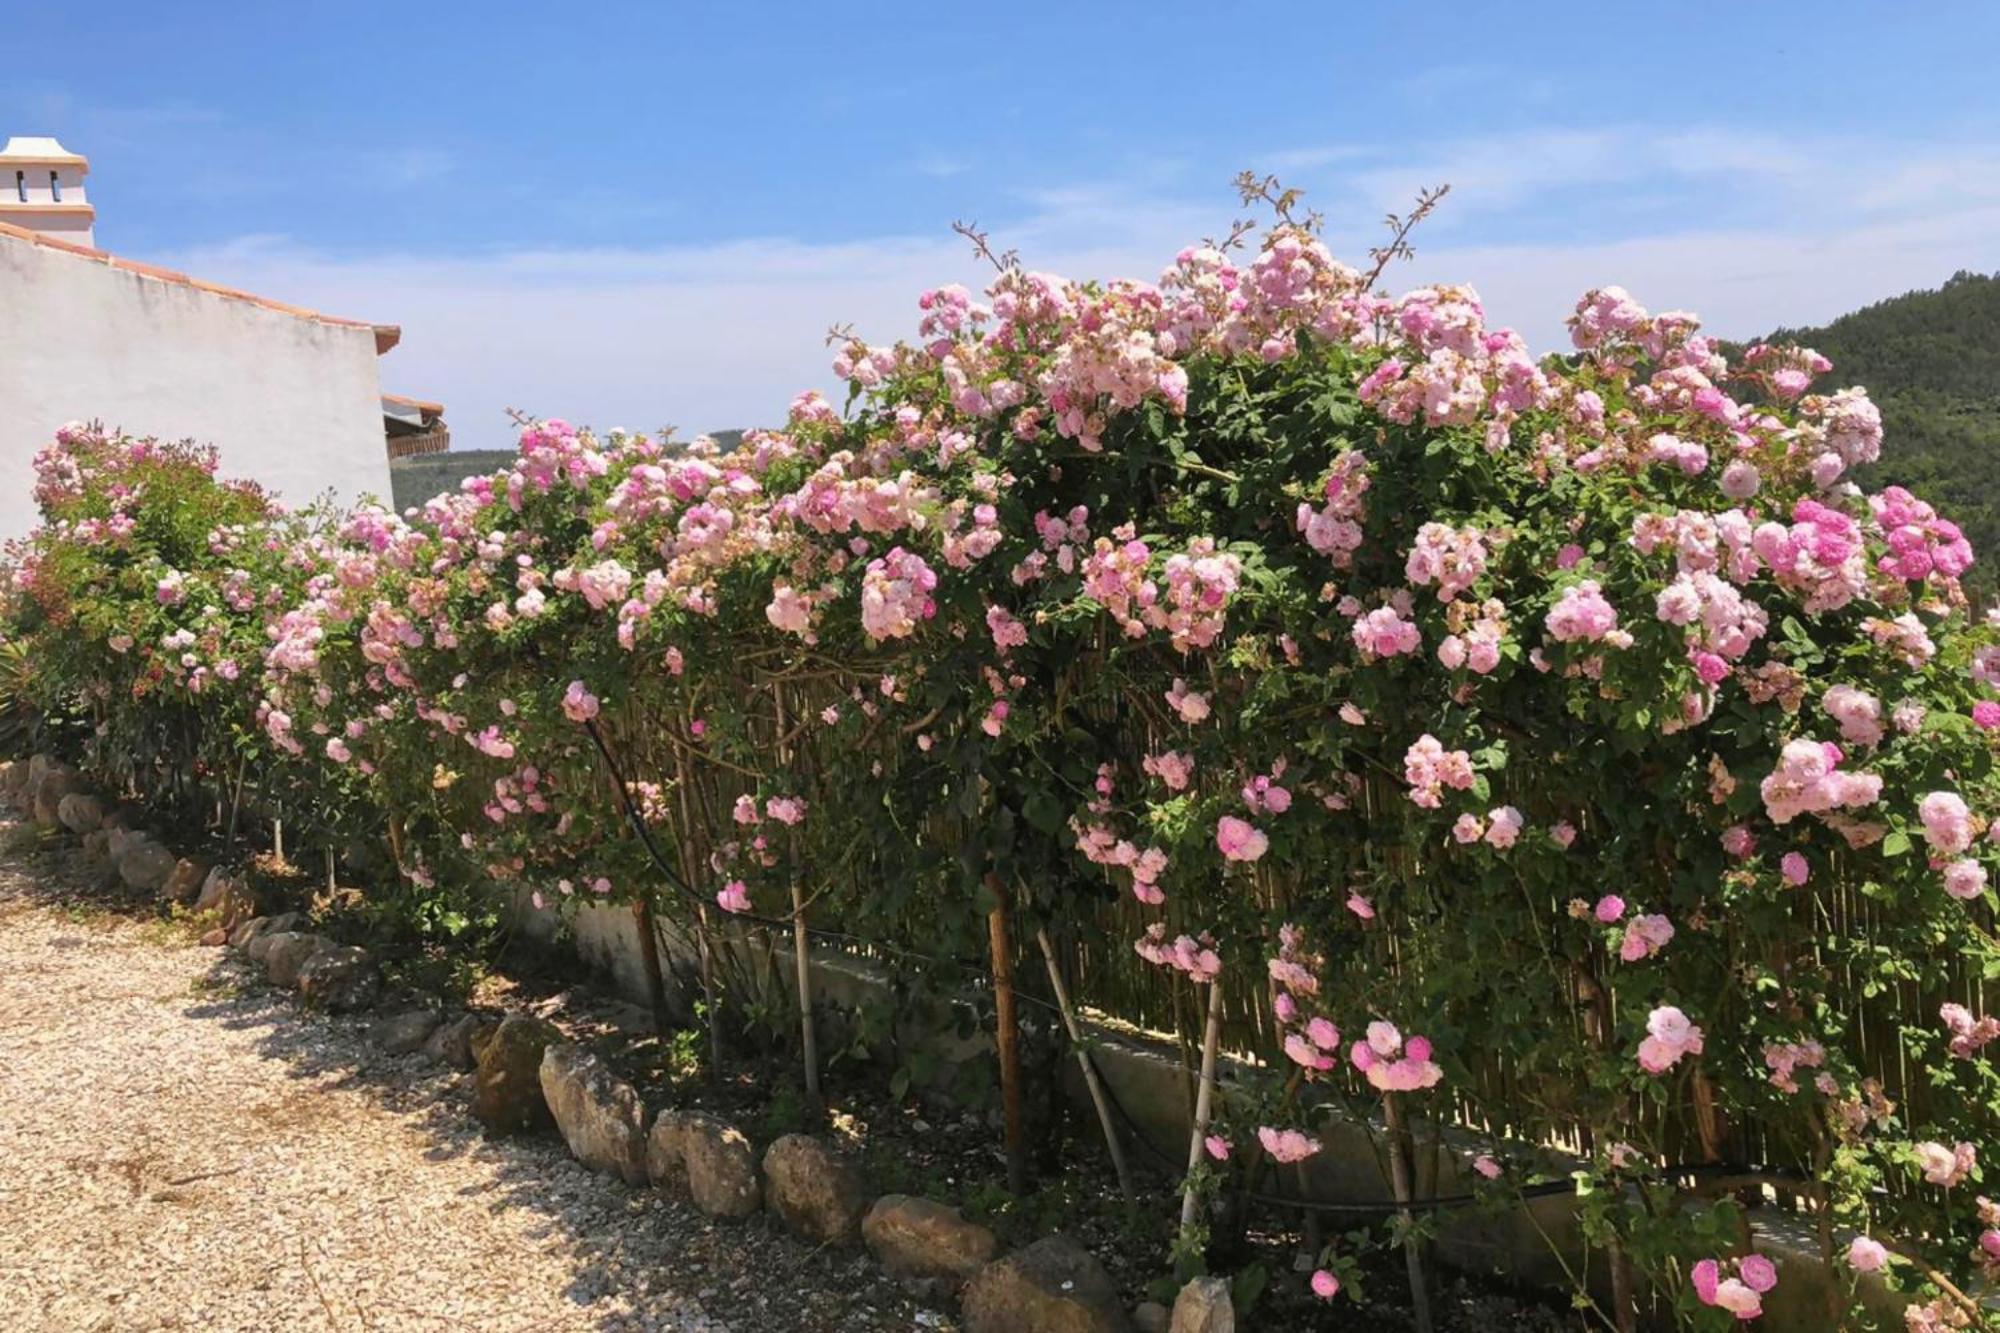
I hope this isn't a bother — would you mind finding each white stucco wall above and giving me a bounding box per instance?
[0,232,393,540]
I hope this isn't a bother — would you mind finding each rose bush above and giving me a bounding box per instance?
[5,196,1997,1329]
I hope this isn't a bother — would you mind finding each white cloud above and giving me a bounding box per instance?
[1401,204,2000,350]
[160,131,2000,452]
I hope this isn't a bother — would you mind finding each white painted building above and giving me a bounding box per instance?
[0,136,405,540]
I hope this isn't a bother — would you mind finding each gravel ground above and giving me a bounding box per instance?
[0,819,944,1333]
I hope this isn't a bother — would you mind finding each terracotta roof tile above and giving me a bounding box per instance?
[381,392,445,416]
[0,218,400,354]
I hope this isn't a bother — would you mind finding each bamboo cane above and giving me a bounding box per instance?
[1178,976,1226,1241]
[1036,927,1133,1199]
[1382,1091,1435,1333]
[224,752,249,850]
[793,877,821,1110]
[776,687,821,1111]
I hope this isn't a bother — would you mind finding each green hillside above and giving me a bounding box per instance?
[1759,270,2000,602]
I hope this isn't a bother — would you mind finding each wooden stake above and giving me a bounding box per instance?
[1178,976,1226,1241]
[224,755,248,849]
[633,894,672,1039]
[792,878,821,1111]
[695,903,722,1079]
[1382,1091,1435,1333]
[985,874,1028,1196]
[1036,927,1133,1200]
[777,688,820,1112]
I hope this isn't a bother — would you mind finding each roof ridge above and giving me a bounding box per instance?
[0,218,399,354]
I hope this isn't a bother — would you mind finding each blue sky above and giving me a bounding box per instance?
[9,3,2000,450]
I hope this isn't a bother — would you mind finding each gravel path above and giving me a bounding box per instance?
[0,823,935,1333]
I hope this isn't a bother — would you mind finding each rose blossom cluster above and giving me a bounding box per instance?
[858,546,938,641]
[1402,734,1475,809]
[13,205,2000,1324]
[1691,1254,1778,1321]
[1296,450,1370,566]
[1941,1003,2000,1059]
[1351,1021,1444,1092]
[1758,739,1882,825]
[1134,923,1220,983]
[1638,1005,1705,1074]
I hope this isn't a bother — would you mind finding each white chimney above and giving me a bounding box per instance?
[0,136,93,246]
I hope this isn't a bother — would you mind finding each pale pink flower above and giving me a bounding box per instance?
[1637,1005,1704,1073]
[1257,1126,1321,1163]
[1942,858,1988,901]
[1216,816,1269,863]
[561,680,601,723]
[1845,1236,1888,1273]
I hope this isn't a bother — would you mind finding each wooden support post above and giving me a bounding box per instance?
[793,878,821,1112]
[1178,977,1226,1242]
[1036,927,1133,1200]
[224,755,248,850]
[1382,1091,1435,1333]
[776,688,820,1112]
[985,874,1027,1196]
[695,903,722,1079]
[633,894,672,1039]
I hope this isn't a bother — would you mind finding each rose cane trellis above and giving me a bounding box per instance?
[16,182,2000,1331]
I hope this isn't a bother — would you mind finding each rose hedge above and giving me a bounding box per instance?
[5,217,1999,1329]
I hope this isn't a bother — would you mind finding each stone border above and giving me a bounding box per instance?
[0,754,1218,1333]
[2,754,1915,1331]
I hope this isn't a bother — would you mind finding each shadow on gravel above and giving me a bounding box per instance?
[182,958,927,1332]
[0,826,929,1333]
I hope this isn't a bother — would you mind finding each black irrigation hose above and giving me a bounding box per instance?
[582,718,1809,1219]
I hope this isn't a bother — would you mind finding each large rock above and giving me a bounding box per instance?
[56,791,104,834]
[31,766,81,828]
[423,1012,498,1070]
[471,1015,559,1135]
[115,839,177,892]
[1168,1278,1233,1333]
[160,856,211,906]
[0,759,23,801]
[106,826,147,860]
[761,1133,868,1246]
[371,1009,443,1055]
[539,1045,647,1184]
[196,868,258,930]
[297,946,380,1011]
[863,1194,997,1283]
[262,932,329,988]
[649,1110,761,1218]
[962,1236,1132,1333]
[233,912,305,953]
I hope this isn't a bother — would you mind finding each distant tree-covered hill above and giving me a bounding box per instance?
[1758,270,2000,603]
